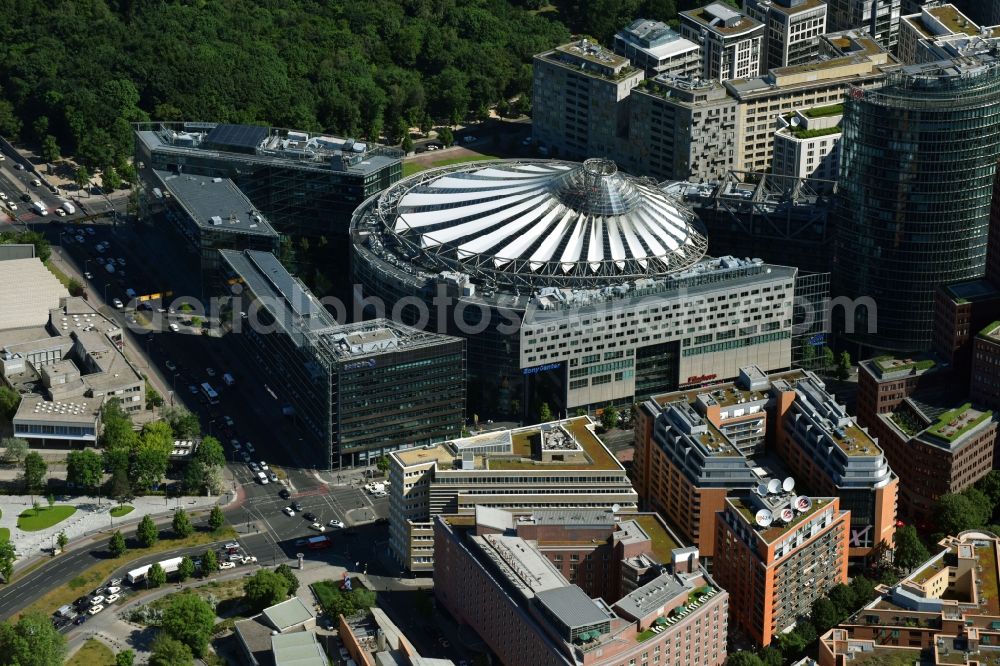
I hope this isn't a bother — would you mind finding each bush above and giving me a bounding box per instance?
[312,578,375,618]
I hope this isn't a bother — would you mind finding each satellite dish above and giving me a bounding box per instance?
[611,504,621,514]
[756,483,769,496]
[795,496,813,513]
[780,508,795,523]
[767,479,781,494]
[755,509,773,527]
[782,477,795,493]
[790,116,801,127]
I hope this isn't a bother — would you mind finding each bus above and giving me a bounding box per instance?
[307,536,332,550]
[200,382,219,405]
[126,556,184,584]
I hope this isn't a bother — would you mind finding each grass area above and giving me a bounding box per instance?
[44,259,73,289]
[16,525,237,621]
[636,628,657,642]
[803,103,844,118]
[926,403,992,443]
[0,528,8,544]
[146,578,247,618]
[402,162,426,177]
[17,505,76,531]
[872,355,936,374]
[790,126,841,140]
[110,504,134,518]
[978,541,999,615]
[66,639,116,666]
[633,514,679,563]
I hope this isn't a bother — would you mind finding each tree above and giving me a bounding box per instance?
[149,633,192,666]
[821,345,836,369]
[177,556,195,582]
[244,569,290,612]
[137,514,159,548]
[836,350,852,380]
[115,649,135,666]
[172,508,193,538]
[74,166,90,193]
[800,343,817,366]
[828,583,857,617]
[977,470,1000,508]
[538,401,552,423]
[100,401,138,451]
[0,610,67,665]
[759,647,784,666]
[1,437,28,464]
[161,591,215,657]
[437,126,454,147]
[22,452,47,497]
[194,436,225,469]
[315,579,377,618]
[0,541,15,582]
[56,530,68,551]
[41,135,60,163]
[811,596,842,634]
[66,277,84,297]
[275,563,300,596]
[133,421,172,490]
[145,385,163,410]
[109,530,127,558]
[163,407,200,439]
[208,505,225,531]
[850,575,877,607]
[66,449,102,495]
[726,653,764,666]
[101,166,121,192]
[401,135,414,154]
[937,491,990,535]
[46,493,55,509]
[376,456,390,475]
[893,525,930,571]
[147,562,167,588]
[600,405,620,430]
[201,549,218,574]
[117,161,137,186]
[183,459,207,495]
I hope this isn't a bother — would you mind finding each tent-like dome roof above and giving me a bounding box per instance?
[359,158,708,289]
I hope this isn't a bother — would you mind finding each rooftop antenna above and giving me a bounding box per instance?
[767,478,781,494]
[779,507,794,523]
[755,509,773,528]
[782,477,795,493]
[794,496,813,513]
[756,483,769,496]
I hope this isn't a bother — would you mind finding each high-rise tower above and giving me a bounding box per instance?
[833,59,1000,353]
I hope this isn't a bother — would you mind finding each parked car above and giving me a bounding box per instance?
[292,502,303,512]
[222,415,234,427]
[104,586,120,595]
[302,511,317,522]
[88,605,104,615]
[328,519,345,529]
[73,615,87,625]
[224,542,240,552]
[169,323,180,332]
[241,451,251,462]
[241,555,258,564]
[206,367,216,377]
[220,561,235,570]
[105,594,120,604]
[165,360,177,372]
[268,472,278,483]
[258,461,269,471]
[108,578,122,587]
[309,522,326,532]
[230,440,242,451]
[283,506,296,517]
[89,596,105,606]
[83,271,92,280]
[278,488,290,499]
[248,462,260,473]
[244,442,255,454]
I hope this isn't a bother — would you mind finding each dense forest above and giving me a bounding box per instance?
[0,0,727,169]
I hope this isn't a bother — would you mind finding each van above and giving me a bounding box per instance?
[55,604,74,618]
[30,201,47,215]
[222,373,235,387]
[61,201,75,215]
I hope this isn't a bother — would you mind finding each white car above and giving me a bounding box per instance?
[165,360,176,372]
[309,522,326,532]
[7,202,16,210]
[373,490,388,498]
[426,144,438,151]
[169,323,180,332]
[90,595,105,606]
[88,604,104,615]
[112,298,123,309]
[206,367,216,377]
[249,462,260,472]
[268,472,278,483]
[327,519,345,529]
[55,208,66,216]
[104,586,121,595]
[258,461,269,471]
[462,135,478,143]
[108,578,122,586]
[0,192,7,200]
[83,271,92,280]
[105,594,120,604]
[283,506,296,517]
[242,555,258,564]
[220,561,235,570]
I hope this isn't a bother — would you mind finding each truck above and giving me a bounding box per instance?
[126,556,184,584]
[307,536,332,550]
[61,201,75,215]
[31,201,47,215]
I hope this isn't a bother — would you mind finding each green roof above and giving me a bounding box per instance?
[872,355,936,374]
[803,103,843,118]
[925,403,992,443]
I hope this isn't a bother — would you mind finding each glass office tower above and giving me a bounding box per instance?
[834,59,1000,353]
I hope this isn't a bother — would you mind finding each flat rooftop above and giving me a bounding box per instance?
[553,40,630,69]
[14,396,102,424]
[617,19,700,59]
[681,4,763,37]
[0,258,70,330]
[922,402,992,445]
[730,495,833,543]
[862,354,938,380]
[945,278,1000,303]
[761,0,827,16]
[925,4,980,37]
[153,171,278,237]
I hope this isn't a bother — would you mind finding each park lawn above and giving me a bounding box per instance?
[110,505,134,518]
[402,162,426,177]
[17,505,76,531]
[66,639,115,666]
[0,528,8,544]
[15,525,237,621]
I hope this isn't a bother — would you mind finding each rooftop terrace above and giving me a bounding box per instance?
[924,403,992,444]
[487,418,622,471]
[927,4,980,37]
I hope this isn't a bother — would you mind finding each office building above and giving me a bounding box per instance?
[826,0,902,49]
[352,158,798,419]
[819,531,1000,666]
[725,54,895,174]
[532,40,643,161]
[219,249,465,469]
[680,3,765,81]
[714,494,850,647]
[744,0,828,70]
[971,322,1000,410]
[625,74,738,182]
[772,105,843,182]
[1,295,149,446]
[932,280,1000,371]
[613,19,701,77]
[434,509,728,666]
[856,355,946,428]
[146,170,280,295]
[634,367,897,560]
[388,416,638,572]
[868,395,996,521]
[834,58,1000,354]
[134,122,402,238]
[898,3,985,63]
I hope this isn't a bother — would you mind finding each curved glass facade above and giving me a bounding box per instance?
[834,61,1000,352]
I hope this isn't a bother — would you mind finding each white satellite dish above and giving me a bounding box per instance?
[611,504,621,514]
[780,508,795,523]
[790,116,801,127]
[756,483,769,496]
[755,509,773,527]
[767,478,781,494]
[795,496,813,512]
[782,477,795,493]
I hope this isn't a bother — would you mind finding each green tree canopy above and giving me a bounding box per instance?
[201,549,218,574]
[137,514,159,548]
[194,436,225,468]
[893,525,931,571]
[976,470,1000,508]
[244,569,289,612]
[147,562,167,588]
[172,508,193,538]
[0,610,67,665]
[163,407,201,440]
[177,556,195,582]
[1,437,28,464]
[726,653,764,666]
[109,530,127,558]
[22,452,47,494]
[0,541,16,582]
[275,563,300,596]
[209,505,225,531]
[66,449,103,493]
[115,649,135,666]
[149,633,193,666]
[161,591,215,657]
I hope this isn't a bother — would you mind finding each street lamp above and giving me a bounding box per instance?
[104,283,110,304]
